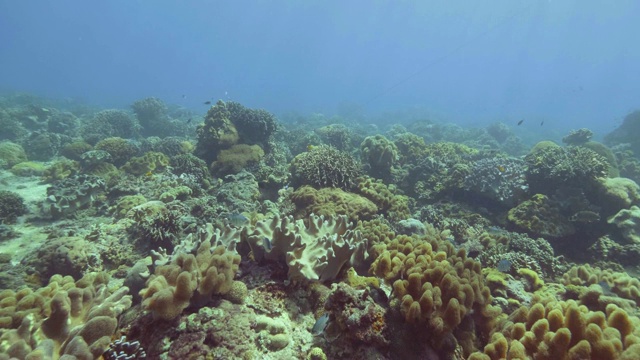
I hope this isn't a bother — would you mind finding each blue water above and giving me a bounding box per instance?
[1,0,638,136]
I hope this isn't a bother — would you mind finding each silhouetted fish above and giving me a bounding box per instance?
[517,119,524,126]
[204,101,212,105]
[540,121,544,126]
[186,118,192,124]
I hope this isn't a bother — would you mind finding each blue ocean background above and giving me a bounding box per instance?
[1,1,639,137]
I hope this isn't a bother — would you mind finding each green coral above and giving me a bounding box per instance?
[406,142,477,200]
[195,100,240,165]
[111,194,147,219]
[42,159,80,182]
[159,185,192,203]
[356,176,411,222]
[0,141,27,169]
[290,145,363,191]
[360,135,398,180]
[211,144,264,176]
[60,140,93,161]
[94,137,138,166]
[507,194,575,238]
[226,101,277,146]
[10,161,45,177]
[315,124,352,151]
[290,185,378,222]
[0,190,28,224]
[580,141,619,178]
[121,151,169,176]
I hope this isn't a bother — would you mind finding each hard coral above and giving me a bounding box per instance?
[121,151,169,176]
[94,137,138,166]
[0,191,27,224]
[290,185,378,222]
[0,141,27,169]
[290,145,363,191]
[360,134,398,181]
[195,100,239,165]
[211,144,264,176]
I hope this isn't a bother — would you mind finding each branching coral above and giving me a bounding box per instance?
[290,145,363,191]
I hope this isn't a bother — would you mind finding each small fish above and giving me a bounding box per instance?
[307,144,316,151]
[228,213,248,227]
[312,313,330,336]
[144,171,153,177]
[497,165,505,172]
[486,226,506,235]
[186,118,192,124]
[569,210,600,223]
[598,281,615,296]
[517,119,524,126]
[540,121,544,126]
[204,101,212,105]
[262,237,272,252]
[182,94,187,99]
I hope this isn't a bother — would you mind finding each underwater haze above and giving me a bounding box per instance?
[1,0,639,134]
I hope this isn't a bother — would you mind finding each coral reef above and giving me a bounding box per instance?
[608,206,640,244]
[195,100,239,164]
[562,128,594,145]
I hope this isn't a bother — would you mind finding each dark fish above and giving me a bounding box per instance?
[262,237,272,251]
[204,101,212,105]
[186,118,192,124]
[517,119,524,126]
[312,313,330,336]
[182,94,187,99]
[368,285,389,307]
[540,121,544,126]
